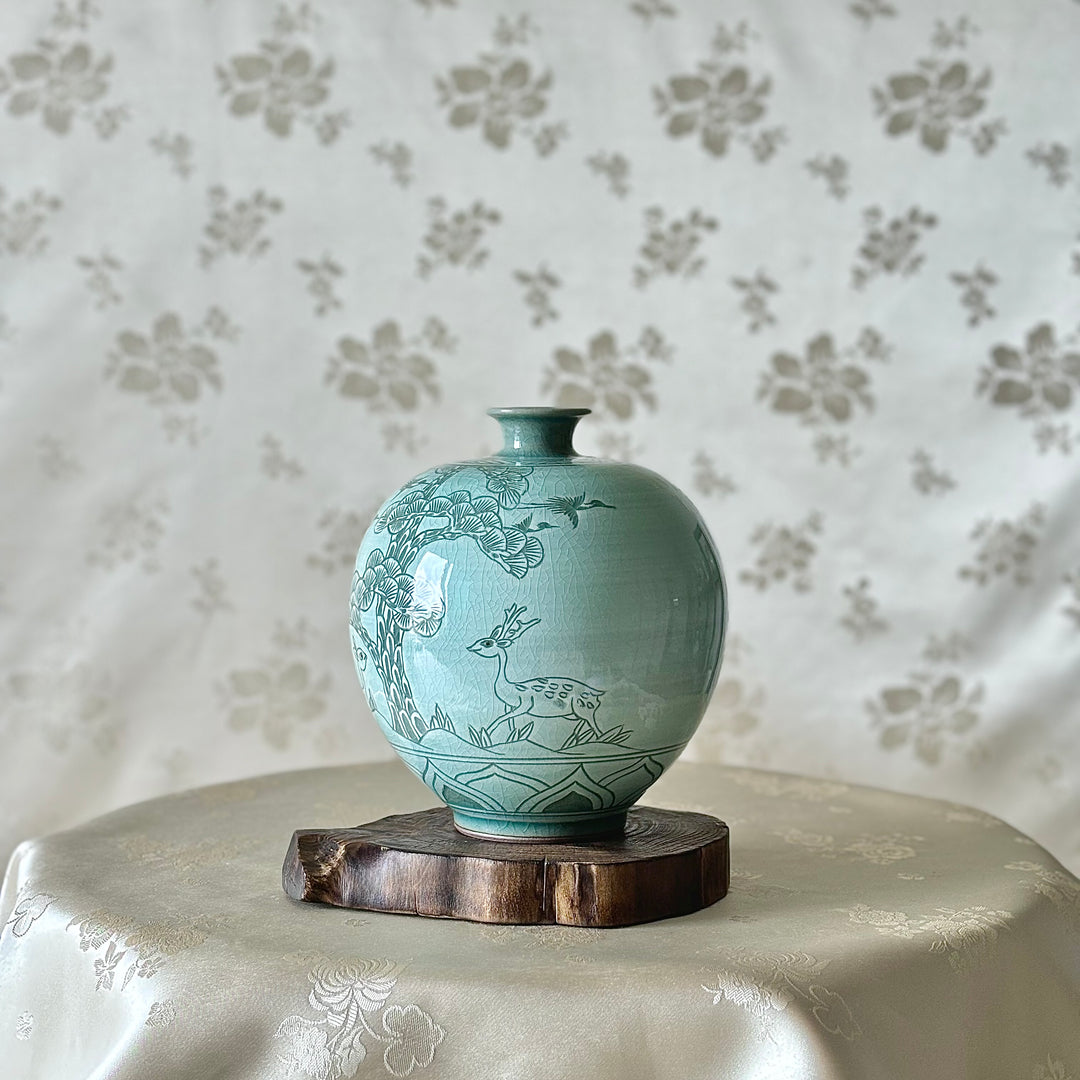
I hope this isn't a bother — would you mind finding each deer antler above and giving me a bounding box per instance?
[493,603,540,643]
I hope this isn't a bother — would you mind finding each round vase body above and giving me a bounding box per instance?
[350,408,727,840]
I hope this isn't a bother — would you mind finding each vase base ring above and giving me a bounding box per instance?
[451,809,628,843]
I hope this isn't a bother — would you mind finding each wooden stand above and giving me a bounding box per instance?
[282,806,728,927]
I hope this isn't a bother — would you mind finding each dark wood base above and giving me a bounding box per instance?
[282,806,729,927]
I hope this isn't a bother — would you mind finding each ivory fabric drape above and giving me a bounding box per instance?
[1,761,1078,1079]
[1,0,1079,874]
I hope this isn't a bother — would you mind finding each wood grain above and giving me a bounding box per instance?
[282,806,729,927]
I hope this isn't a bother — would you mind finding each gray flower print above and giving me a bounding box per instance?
[105,309,234,445]
[1,39,126,137]
[949,263,997,326]
[868,672,982,766]
[805,154,850,199]
[977,323,1080,453]
[871,24,1005,155]
[541,327,672,421]
[0,187,62,257]
[757,329,891,464]
[731,269,778,332]
[435,19,565,156]
[417,198,501,278]
[653,23,785,162]
[1026,143,1071,188]
[514,265,560,326]
[199,187,283,268]
[216,15,347,145]
[740,512,823,592]
[958,503,1044,587]
[586,151,631,197]
[633,207,718,288]
[218,621,332,750]
[851,206,937,290]
[325,318,453,414]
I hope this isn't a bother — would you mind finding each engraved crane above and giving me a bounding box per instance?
[467,604,607,748]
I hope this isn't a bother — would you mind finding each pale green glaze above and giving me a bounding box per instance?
[350,407,727,840]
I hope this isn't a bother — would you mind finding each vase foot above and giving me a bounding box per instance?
[450,809,628,842]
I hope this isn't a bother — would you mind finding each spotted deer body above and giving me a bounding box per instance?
[467,604,605,744]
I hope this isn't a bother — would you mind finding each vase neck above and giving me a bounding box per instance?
[488,407,589,459]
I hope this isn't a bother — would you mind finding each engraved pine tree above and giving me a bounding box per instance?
[349,464,614,743]
[467,604,622,750]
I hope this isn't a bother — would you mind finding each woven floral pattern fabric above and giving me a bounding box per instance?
[1,761,1078,1078]
[0,1,1078,872]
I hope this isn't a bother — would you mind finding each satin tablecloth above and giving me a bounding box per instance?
[1,761,1078,1080]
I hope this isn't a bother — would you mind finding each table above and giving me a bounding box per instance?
[1,762,1078,1079]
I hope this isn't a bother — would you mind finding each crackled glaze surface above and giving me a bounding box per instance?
[350,408,726,838]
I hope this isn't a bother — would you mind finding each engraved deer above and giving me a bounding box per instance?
[467,604,606,747]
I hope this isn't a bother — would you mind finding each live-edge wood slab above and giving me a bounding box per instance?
[282,806,728,927]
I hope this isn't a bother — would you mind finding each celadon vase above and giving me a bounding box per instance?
[349,407,727,840]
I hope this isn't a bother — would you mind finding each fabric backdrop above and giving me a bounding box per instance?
[1,0,1078,874]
